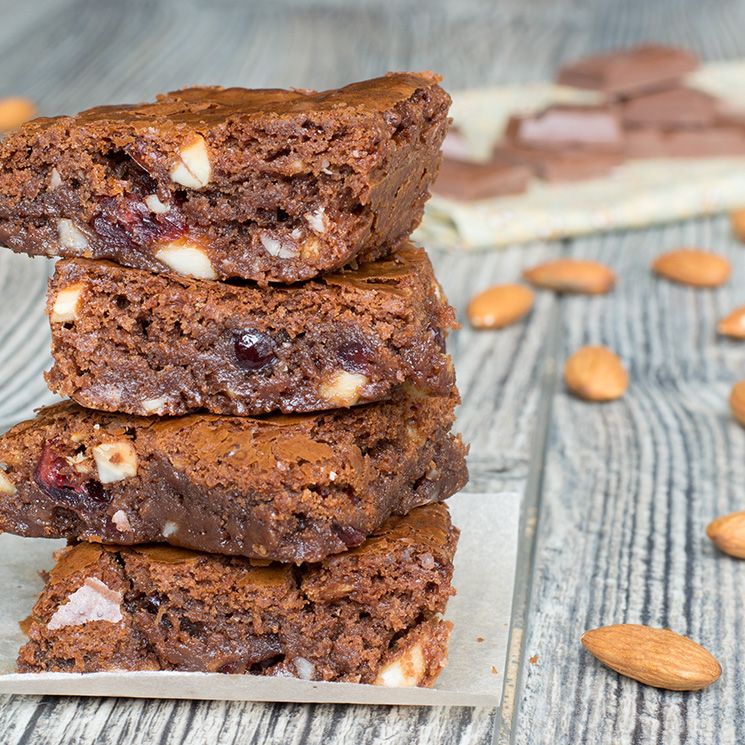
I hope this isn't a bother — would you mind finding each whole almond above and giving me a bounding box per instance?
[523,258,615,295]
[730,208,745,243]
[564,346,628,401]
[717,306,745,339]
[468,284,534,329]
[581,624,721,691]
[707,511,745,559]
[652,248,731,288]
[729,380,745,426]
[0,97,36,132]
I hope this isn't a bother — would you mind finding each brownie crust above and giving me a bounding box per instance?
[0,74,451,284]
[45,244,456,417]
[18,503,458,685]
[0,395,467,563]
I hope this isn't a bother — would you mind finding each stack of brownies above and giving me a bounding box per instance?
[0,73,468,685]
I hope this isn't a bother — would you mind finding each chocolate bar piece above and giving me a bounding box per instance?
[505,105,624,151]
[496,145,623,183]
[17,503,457,684]
[433,157,531,200]
[625,125,745,158]
[556,44,698,97]
[621,87,719,127]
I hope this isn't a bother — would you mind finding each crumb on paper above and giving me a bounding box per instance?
[476,636,485,642]
[491,665,498,675]
[529,654,539,665]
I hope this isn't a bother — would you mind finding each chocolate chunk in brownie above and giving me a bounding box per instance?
[0,394,467,563]
[45,243,456,417]
[18,502,458,686]
[0,73,450,284]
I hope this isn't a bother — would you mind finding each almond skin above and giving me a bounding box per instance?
[564,346,628,402]
[468,284,534,329]
[523,258,615,295]
[652,248,731,288]
[730,208,745,243]
[729,380,745,426]
[582,624,721,691]
[707,511,745,559]
[0,96,36,132]
[717,306,745,339]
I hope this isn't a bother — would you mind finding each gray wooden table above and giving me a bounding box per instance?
[1,0,745,742]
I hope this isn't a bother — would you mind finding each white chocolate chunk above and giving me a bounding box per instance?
[162,521,178,537]
[92,441,138,483]
[0,470,16,496]
[169,135,211,189]
[319,371,368,407]
[144,193,171,214]
[260,233,299,259]
[51,283,84,322]
[304,207,327,234]
[47,578,123,630]
[293,657,315,680]
[57,219,89,251]
[140,397,168,414]
[374,642,426,687]
[49,167,62,190]
[155,240,217,280]
[112,509,131,532]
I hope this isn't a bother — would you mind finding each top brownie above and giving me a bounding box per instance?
[0,73,450,284]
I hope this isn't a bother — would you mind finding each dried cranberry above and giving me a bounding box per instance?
[333,524,366,548]
[233,329,277,371]
[91,194,186,251]
[336,336,373,373]
[34,441,107,507]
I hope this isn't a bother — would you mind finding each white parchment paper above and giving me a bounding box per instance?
[0,491,520,707]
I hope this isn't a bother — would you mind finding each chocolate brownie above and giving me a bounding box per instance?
[18,502,458,685]
[0,394,467,563]
[45,244,456,417]
[0,74,450,284]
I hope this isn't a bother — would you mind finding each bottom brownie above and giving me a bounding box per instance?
[18,503,458,686]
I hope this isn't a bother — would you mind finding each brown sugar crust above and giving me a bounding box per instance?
[0,395,467,563]
[44,244,456,417]
[17,503,457,685]
[0,73,451,284]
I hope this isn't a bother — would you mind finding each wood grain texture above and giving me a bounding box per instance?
[1,0,745,742]
[516,218,745,745]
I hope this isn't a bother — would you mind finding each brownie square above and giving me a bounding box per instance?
[0,73,451,284]
[17,503,458,685]
[0,395,467,563]
[45,243,456,417]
